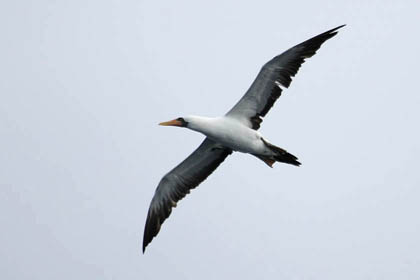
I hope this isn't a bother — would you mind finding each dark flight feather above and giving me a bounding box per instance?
[143,138,232,252]
[227,25,345,130]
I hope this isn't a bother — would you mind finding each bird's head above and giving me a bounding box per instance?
[159,117,189,128]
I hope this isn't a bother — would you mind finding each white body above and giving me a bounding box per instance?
[186,116,272,156]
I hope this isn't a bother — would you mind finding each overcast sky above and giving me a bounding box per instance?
[1,0,419,279]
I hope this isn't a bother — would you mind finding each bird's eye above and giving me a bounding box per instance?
[176,117,188,127]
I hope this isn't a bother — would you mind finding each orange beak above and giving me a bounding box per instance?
[159,119,183,127]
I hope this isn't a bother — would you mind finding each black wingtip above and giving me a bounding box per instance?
[316,24,346,40]
[142,226,153,254]
[311,24,346,42]
[324,24,346,35]
[142,238,146,254]
[331,24,346,31]
[142,218,152,254]
[143,234,153,253]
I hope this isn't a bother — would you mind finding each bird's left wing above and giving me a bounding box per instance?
[226,25,344,130]
[143,138,232,252]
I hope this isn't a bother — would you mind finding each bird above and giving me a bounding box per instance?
[143,25,344,252]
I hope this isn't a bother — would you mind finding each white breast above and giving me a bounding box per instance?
[187,116,266,154]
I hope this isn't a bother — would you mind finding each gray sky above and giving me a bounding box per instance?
[1,0,419,279]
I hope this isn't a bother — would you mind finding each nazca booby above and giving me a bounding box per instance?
[143,25,344,252]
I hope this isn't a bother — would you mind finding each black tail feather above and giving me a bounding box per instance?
[273,151,301,166]
[261,138,301,166]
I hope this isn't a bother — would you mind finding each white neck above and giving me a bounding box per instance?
[185,115,216,134]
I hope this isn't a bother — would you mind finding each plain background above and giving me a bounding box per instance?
[1,0,419,279]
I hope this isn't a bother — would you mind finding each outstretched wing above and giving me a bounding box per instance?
[226,25,344,130]
[143,138,232,252]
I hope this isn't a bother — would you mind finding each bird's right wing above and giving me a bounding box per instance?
[143,138,232,252]
[226,25,344,130]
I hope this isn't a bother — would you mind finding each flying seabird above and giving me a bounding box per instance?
[143,25,344,252]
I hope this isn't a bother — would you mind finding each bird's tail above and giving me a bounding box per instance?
[259,138,301,167]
